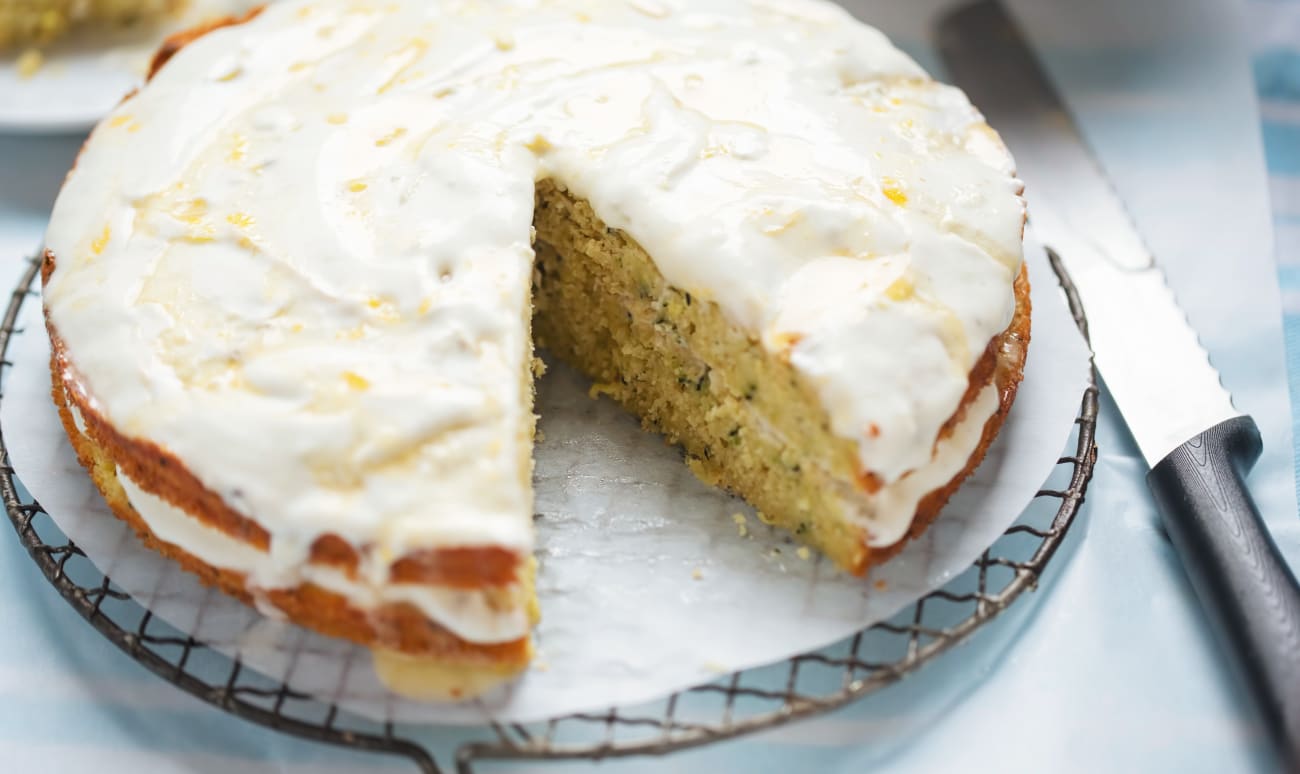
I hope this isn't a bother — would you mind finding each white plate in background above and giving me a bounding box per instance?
[0,0,263,134]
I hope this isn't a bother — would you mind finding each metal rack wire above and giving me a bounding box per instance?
[0,250,1097,774]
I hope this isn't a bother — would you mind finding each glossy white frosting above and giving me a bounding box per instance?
[853,382,998,544]
[44,0,1023,606]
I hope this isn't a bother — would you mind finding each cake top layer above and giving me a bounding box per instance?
[44,0,1023,567]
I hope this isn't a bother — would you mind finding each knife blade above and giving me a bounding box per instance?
[937,1,1300,764]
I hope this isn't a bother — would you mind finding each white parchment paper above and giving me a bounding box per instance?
[0,238,1089,724]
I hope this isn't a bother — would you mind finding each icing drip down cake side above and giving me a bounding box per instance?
[41,0,1030,698]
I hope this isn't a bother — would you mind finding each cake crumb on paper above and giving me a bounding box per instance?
[691,567,703,580]
[731,512,748,538]
[17,49,43,78]
[796,546,811,561]
[874,579,888,591]
[588,382,617,400]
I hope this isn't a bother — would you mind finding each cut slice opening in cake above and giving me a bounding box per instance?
[529,179,1028,575]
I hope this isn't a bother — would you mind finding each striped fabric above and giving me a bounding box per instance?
[1250,0,1300,482]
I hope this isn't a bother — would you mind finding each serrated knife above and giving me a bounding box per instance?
[937,1,1300,763]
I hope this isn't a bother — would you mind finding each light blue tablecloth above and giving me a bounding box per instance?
[0,1,1297,772]
[1255,1,1300,480]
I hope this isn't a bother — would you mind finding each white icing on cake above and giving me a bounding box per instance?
[44,0,1024,608]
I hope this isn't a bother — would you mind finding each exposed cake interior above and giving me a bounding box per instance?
[532,181,1015,572]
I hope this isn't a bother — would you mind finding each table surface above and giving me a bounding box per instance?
[1,1,1298,772]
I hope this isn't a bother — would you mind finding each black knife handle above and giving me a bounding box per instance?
[1147,416,1300,766]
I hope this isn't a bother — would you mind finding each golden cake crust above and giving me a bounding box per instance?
[47,358,532,668]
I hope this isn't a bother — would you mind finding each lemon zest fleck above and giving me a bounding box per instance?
[90,225,111,256]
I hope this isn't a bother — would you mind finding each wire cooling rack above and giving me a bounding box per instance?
[0,250,1097,773]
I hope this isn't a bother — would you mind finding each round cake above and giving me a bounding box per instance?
[42,0,1029,698]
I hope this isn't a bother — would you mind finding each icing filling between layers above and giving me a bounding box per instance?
[116,468,530,644]
[105,383,999,617]
[44,0,1025,587]
[105,450,529,644]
